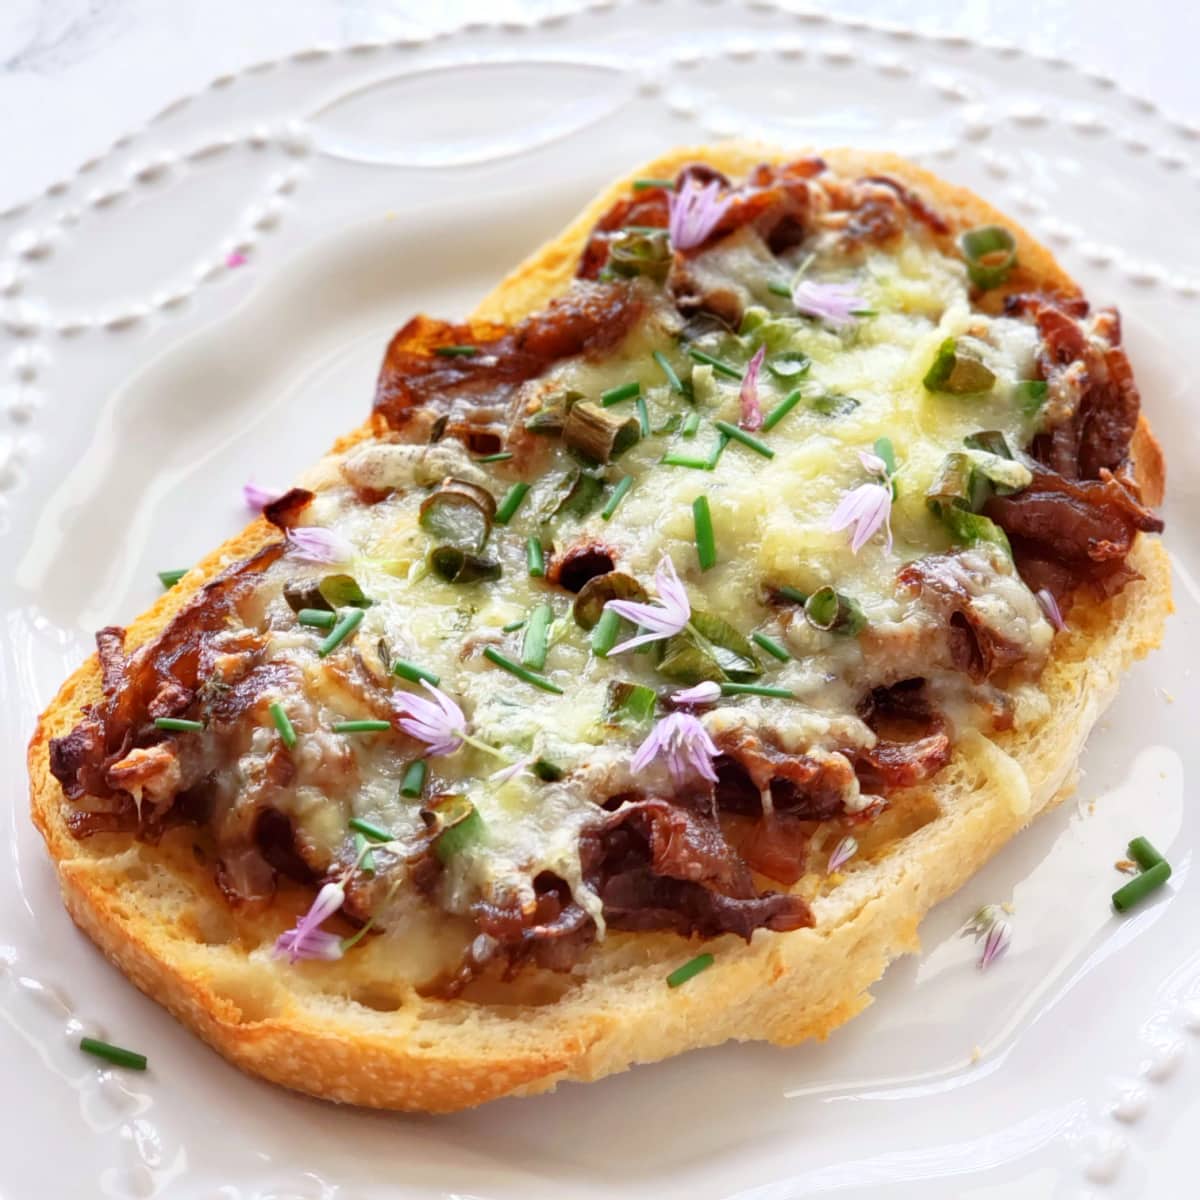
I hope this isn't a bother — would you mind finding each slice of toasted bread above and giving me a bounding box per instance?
[28,145,1170,1112]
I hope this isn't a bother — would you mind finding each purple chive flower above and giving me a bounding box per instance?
[490,754,533,784]
[739,346,766,431]
[962,904,1012,971]
[394,680,467,758]
[830,449,895,555]
[226,251,248,269]
[273,880,346,963]
[631,712,719,788]
[827,835,858,873]
[243,482,283,512]
[668,178,731,251]
[791,279,866,330]
[1036,588,1066,632]
[286,526,354,565]
[604,556,691,655]
[672,680,722,706]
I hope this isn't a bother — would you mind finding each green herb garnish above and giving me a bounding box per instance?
[666,953,714,988]
[400,761,427,799]
[434,344,479,357]
[317,608,365,657]
[494,482,531,525]
[521,603,554,671]
[526,536,546,578]
[297,608,336,629]
[713,420,774,459]
[153,717,204,733]
[332,719,392,733]
[653,349,687,395]
[392,659,440,686]
[761,388,805,432]
[79,1037,146,1071]
[157,568,188,589]
[601,475,634,521]
[269,701,297,748]
[687,347,742,380]
[349,816,395,842]
[751,631,790,662]
[960,225,1017,289]
[483,646,563,693]
[600,380,641,406]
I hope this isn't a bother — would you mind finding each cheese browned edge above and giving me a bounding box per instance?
[28,145,1170,1112]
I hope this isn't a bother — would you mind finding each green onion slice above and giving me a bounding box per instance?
[153,717,204,733]
[607,229,671,282]
[563,401,639,463]
[923,337,997,395]
[400,760,427,799]
[419,478,496,553]
[157,568,187,589]
[317,608,365,657]
[483,646,563,693]
[766,351,811,381]
[1128,836,1166,871]
[269,701,297,748]
[521,603,554,671]
[960,225,1017,290]
[425,794,485,862]
[1016,379,1048,418]
[297,608,336,629]
[601,475,634,521]
[79,1037,146,1071]
[693,495,716,571]
[666,953,714,988]
[590,608,622,658]
[428,546,503,584]
[603,680,657,727]
[1112,860,1171,913]
[804,586,866,636]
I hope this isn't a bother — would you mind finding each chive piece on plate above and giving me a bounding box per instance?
[601,475,634,521]
[392,658,440,686]
[153,717,204,733]
[693,495,716,571]
[687,347,742,380]
[653,349,686,395]
[348,816,395,843]
[761,388,805,432]
[297,608,336,629]
[1128,836,1166,871]
[318,608,364,658]
[483,646,563,693]
[590,608,621,658]
[494,482,530,526]
[434,344,479,357]
[521,603,554,671]
[600,380,641,406]
[713,420,775,459]
[400,761,427,799]
[1112,860,1171,913]
[752,631,790,662]
[720,682,793,699]
[332,719,392,733]
[157,568,188,589]
[666,953,714,989]
[269,701,297,748]
[526,536,546,578]
[79,1037,147,1071]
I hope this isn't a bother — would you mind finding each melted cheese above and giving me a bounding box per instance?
[233,226,1053,948]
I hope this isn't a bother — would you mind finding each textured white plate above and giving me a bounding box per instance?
[2,3,1198,1197]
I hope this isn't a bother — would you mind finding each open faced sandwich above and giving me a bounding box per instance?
[29,145,1168,1111]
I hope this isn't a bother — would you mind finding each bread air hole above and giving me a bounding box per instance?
[208,968,284,1023]
[351,984,407,1013]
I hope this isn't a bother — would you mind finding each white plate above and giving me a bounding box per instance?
[2,3,1198,1197]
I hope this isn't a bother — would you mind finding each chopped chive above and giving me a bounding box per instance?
[767,279,793,298]
[661,452,713,470]
[434,344,478,357]
[522,603,554,671]
[623,224,668,235]
[349,816,395,843]
[633,177,675,191]
[153,717,204,733]
[666,953,714,989]
[79,1037,146,1071]
[693,495,716,571]
[392,658,440,686]
[720,682,794,699]
[777,585,808,605]
[297,608,336,629]
[400,760,427,799]
[602,475,634,520]
[332,719,392,733]
[269,701,297,748]
[707,432,731,470]
[494,482,530,525]
[653,349,686,395]
[687,347,742,380]
[526,536,546,578]
[600,380,641,406]
[1128,836,1165,871]
[483,646,563,693]
[590,608,621,658]
[761,388,805,432]
[682,411,701,438]
[1112,860,1171,913]
[353,831,376,875]
[157,568,187,589]
[713,420,775,459]
[474,450,513,463]
[635,395,650,437]
[752,631,790,661]
[318,608,364,658]
[501,617,526,633]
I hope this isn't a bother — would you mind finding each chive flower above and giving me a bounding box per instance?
[962,904,1011,971]
[393,681,468,757]
[603,555,691,655]
[671,680,722,706]
[829,449,895,554]
[1036,588,1066,632]
[489,754,533,784]
[243,482,283,512]
[273,880,347,963]
[667,177,731,251]
[827,835,858,873]
[791,279,866,330]
[287,526,354,565]
[631,712,719,787]
[739,346,766,431]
